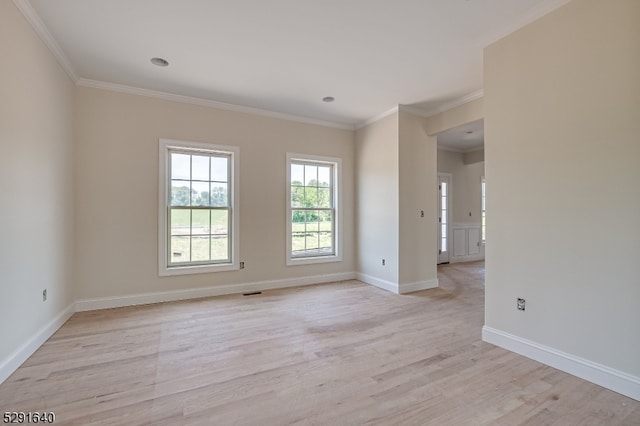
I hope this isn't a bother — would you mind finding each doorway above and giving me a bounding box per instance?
[438,173,452,264]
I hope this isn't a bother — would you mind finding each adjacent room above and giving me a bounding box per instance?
[1,0,638,424]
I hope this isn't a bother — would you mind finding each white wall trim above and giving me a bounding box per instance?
[12,0,78,82]
[399,279,439,294]
[356,272,399,294]
[76,272,356,312]
[482,326,640,401]
[0,303,75,384]
[449,254,484,264]
[77,79,355,131]
[355,106,399,130]
[435,89,484,116]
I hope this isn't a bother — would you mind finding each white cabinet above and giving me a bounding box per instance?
[451,224,484,263]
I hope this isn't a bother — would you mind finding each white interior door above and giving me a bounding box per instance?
[438,173,451,264]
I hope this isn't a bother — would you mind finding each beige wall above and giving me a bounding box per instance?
[0,2,75,365]
[399,111,437,286]
[485,0,640,377]
[437,149,484,224]
[74,87,355,300]
[355,113,399,284]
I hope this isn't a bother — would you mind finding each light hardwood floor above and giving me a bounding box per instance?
[1,261,638,425]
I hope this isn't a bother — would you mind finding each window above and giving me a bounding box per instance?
[286,153,341,265]
[159,139,239,276]
[481,176,486,243]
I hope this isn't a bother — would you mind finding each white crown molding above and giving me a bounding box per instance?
[76,78,356,131]
[12,0,78,82]
[480,0,572,47]
[483,326,640,401]
[398,104,433,118]
[355,106,400,130]
[436,89,484,115]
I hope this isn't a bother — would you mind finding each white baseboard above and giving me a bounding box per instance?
[450,254,484,264]
[0,303,75,384]
[399,279,439,294]
[76,272,356,311]
[482,326,640,401]
[356,272,399,294]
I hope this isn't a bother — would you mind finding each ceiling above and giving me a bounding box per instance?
[437,119,484,152]
[21,0,569,129]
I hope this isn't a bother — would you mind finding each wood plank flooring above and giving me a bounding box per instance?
[1,261,638,425]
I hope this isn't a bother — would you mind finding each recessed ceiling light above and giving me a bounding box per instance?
[322,96,335,103]
[151,57,169,67]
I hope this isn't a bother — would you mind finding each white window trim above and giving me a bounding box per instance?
[286,152,342,266]
[159,138,240,276]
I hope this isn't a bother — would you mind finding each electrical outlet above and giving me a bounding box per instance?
[517,298,525,311]
[42,289,47,302]
[382,259,386,266]
[240,261,245,269]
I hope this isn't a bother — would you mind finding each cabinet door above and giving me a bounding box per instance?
[453,229,467,257]
[468,228,481,255]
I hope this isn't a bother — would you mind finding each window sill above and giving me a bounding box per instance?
[159,262,238,277]
[286,255,342,266]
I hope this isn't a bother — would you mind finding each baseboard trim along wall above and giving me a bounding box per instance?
[0,272,358,384]
[0,303,75,384]
[356,273,399,294]
[482,326,640,401]
[75,272,357,312]
[356,273,439,295]
[399,279,439,294]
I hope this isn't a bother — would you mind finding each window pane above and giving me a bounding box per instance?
[211,156,228,182]
[171,181,192,206]
[191,236,210,262]
[192,155,210,181]
[291,164,304,186]
[305,187,318,207]
[210,183,228,207]
[192,181,210,206]
[441,182,447,196]
[319,211,332,232]
[317,188,331,208]
[292,210,305,236]
[319,231,332,250]
[211,236,229,261]
[291,232,305,254]
[304,165,317,186]
[291,186,304,208]
[306,211,320,233]
[170,209,190,235]
[212,209,229,235]
[171,153,190,180]
[318,166,331,187]
[171,236,190,263]
[305,232,320,251]
[192,209,210,235]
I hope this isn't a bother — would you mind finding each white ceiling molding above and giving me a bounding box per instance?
[76,79,355,131]
[398,105,434,118]
[355,106,399,130]
[12,0,78,82]
[480,0,572,47]
[436,89,485,115]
